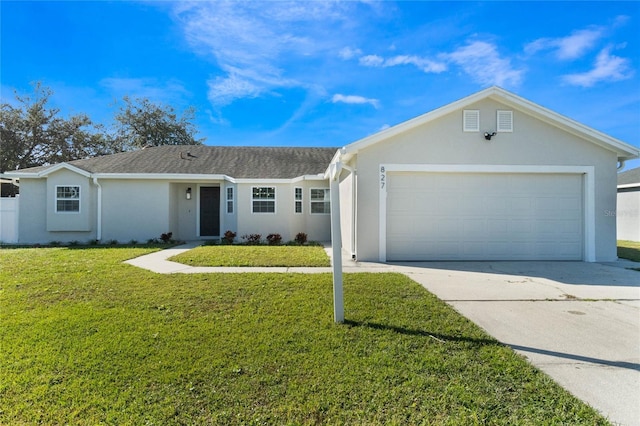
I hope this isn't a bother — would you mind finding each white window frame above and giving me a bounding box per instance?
[226,186,234,214]
[310,188,330,215]
[55,185,81,213]
[294,187,303,214]
[463,109,480,132]
[497,110,513,132]
[252,186,276,214]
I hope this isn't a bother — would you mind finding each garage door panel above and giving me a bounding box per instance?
[386,173,583,261]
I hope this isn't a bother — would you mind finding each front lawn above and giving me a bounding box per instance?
[617,240,640,263]
[170,244,331,267]
[0,247,608,424]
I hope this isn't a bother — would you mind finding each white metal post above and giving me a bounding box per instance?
[329,164,344,323]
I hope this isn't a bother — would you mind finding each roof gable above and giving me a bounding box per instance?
[339,86,639,161]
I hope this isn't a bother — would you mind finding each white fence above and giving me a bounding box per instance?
[0,197,19,243]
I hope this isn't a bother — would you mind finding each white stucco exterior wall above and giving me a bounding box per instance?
[349,98,620,262]
[617,190,640,242]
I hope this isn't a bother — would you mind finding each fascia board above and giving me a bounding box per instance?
[7,163,92,179]
[618,183,640,189]
[91,173,232,181]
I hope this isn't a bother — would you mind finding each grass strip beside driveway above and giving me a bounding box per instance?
[617,240,640,263]
[0,247,608,425]
[169,244,331,267]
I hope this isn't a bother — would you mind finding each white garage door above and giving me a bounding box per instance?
[386,172,583,261]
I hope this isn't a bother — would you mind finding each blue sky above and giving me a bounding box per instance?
[2,1,639,168]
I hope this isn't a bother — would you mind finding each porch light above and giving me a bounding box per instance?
[186,187,192,200]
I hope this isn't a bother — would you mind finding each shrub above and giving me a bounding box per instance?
[88,239,100,246]
[129,240,138,245]
[266,233,282,246]
[147,238,159,244]
[294,232,308,245]
[68,240,81,247]
[49,241,62,247]
[241,234,262,245]
[160,232,173,244]
[107,239,118,245]
[222,230,236,244]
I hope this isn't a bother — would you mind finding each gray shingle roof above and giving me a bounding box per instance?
[618,166,640,186]
[16,145,339,179]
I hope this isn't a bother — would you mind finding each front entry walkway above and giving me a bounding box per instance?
[126,243,640,426]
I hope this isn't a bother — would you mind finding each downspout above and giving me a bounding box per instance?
[92,177,102,241]
[617,160,626,170]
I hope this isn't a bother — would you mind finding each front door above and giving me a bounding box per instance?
[200,186,220,237]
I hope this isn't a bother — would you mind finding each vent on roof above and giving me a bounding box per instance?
[497,110,513,132]
[463,110,480,132]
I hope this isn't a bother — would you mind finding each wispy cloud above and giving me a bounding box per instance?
[332,94,380,109]
[173,1,355,108]
[339,47,362,60]
[443,41,523,87]
[525,28,603,60]
[358,54,447,73]
[563,45,634,87]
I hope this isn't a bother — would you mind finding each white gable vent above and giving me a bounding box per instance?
[497,110,513,132]
[463,110,480,132]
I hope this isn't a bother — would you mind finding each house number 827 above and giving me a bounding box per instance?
[380,166,385,189]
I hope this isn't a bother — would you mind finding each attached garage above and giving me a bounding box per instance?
[385,171,584,261]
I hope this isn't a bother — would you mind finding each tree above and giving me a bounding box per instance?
[113,96,204,150]
[0,82,114,173]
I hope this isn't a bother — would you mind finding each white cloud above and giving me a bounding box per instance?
[332,93,380,109]
[563,45,633,87]
[359,54,385,67]
[444,41,523,87]
[525,27,603,60]
[339,47,362,60]
[359,53,447,73]
[172,2,358,108]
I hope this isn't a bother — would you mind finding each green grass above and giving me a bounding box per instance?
[0,247,609,425]
[170,245,331,267]
[617,240,640,263]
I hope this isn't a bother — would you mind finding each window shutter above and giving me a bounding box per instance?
[497,110,513,132]
[463,110,480,132]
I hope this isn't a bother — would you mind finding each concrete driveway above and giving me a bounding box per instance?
[393,261,640,426]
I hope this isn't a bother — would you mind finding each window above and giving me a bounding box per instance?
[294,187,303,214]
[252,187,275,213]
[463,110,480,132]
[497,110,513,132]
[56,185,80,213]
[310,188,330,214]
[226,187,234,214]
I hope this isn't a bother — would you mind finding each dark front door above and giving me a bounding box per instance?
[200,186,220,237]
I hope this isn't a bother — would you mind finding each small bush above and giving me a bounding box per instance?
[203,239,219,246]
[160,232,173,244]
[147,238,159,244]
[222,230,236,244]
[88,239,100,246]
[49,241,62,247]
[129,240,138,245]
[294,232,308,245]
[266,233,282,246]
[241,234,262,245]
[68,240,81,247]
[107,239,118,245]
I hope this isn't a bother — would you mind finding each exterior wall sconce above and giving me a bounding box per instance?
[186,187,192,200]
[484,131,496,140]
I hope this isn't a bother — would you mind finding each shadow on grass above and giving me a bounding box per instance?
[344,319,500,346]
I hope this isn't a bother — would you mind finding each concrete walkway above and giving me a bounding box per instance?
[126,243,640,425]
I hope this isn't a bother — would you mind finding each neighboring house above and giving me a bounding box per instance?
[617,167,640,242]
[329,86,639,262]
[6,146,336,244]
[6,87,639,261]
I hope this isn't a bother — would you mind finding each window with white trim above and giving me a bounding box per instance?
[463,110,480,132]
[294,187,303,214]
[497,110,513,132]
[310,188,330,214]
[226,187,234,214]
[56,185,80,213]
[252,187,275,213]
